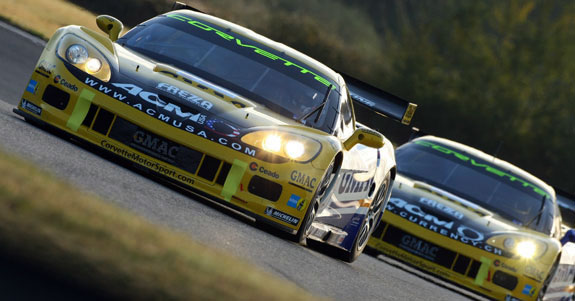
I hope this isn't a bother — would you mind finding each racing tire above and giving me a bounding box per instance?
[536,260,559,301]
[292,160,337,244]
[341,172,391,263]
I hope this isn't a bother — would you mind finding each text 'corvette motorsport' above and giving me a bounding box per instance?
[367,136,575,299]
[13,3,417,262]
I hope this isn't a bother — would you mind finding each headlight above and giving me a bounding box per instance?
[56,34,111,82]
[285,141,305,159]
[262,135,282,153]
[242,130,321,162]
[490,235,548,259]
[515,241,537,258]
[85,58,102,73]
[66,44,89,64]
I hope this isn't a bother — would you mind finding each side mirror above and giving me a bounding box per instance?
[96,15,123,42]
[343,128,385,150]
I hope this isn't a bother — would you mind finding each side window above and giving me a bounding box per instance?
[339,87,354,138]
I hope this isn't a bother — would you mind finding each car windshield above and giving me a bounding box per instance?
[118,14,340,131]
[396,139,554,235]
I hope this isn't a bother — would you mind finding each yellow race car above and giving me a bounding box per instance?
[13,3,416,262]
[366,136,575,300]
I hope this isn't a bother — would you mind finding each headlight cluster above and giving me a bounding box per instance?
[489,234,548,259]
[57,34,111,81]
[242,130,321,162]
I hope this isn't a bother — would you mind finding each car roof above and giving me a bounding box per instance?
[413,135,556,198]
[168,10,344,87]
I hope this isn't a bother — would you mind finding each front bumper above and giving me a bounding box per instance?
[367,216,553,301]
[17,51,327,235]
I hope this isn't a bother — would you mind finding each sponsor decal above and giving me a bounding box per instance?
[156,82,214,110]
[287,194,305,211]
[289,171,317,190]
[54,75,78,92]
[265,207,300,226]
[100,140,194,185]
[381,224,459,268]
[249,162,279,179]
[493,259,518,273]
[132,130,180,161]
[379,245,453,279]
[349,91,376,108]
[387,197,504,256]
[525,265,544,282]
[400,234,439,261]
[35,60,55,77]
[110,82,207,125]
[21,99,42,116]
[26,80,37,94]
[83,76,258,157]
[522,284,536,297]
[166,13,335,89]
[206,119,240,138]
[419,197,464,220]
[338,171,373,195]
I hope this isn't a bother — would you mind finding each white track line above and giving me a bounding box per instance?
[0,20,46,46]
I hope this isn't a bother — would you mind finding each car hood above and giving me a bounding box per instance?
[387,174,552,257]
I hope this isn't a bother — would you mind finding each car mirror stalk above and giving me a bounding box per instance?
[96,15,123,42]
[343,128,385,150]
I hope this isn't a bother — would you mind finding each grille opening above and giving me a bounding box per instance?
[42,85,70,110]
[197,155,221,181]
[248,175,282,202]
[177,148,202,174]
[453,255,471,275]
[216,162,232,185]
[92,108,115,135]
[467,260,481,279]
[492,271,518,291]
[82,104,99,127]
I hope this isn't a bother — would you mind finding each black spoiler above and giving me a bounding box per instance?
[342,73,417,125]
[171,1,207,13]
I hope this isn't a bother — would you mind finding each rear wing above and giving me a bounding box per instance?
[171,1,207,13]
[556,186,575,228]
[342,73,417,125]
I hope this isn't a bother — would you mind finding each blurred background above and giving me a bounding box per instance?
[9,0,575,205]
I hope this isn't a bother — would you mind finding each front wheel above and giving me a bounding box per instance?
[537,260,559,301]
[342,172,391,263]
[292,160,337,244]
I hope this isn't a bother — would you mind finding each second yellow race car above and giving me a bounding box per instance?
[13,3,416,262]
[366,136,575,300]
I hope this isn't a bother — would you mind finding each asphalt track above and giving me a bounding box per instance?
[0,21,480,301]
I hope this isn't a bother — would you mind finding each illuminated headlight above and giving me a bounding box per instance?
[66,44,89,64]
[515,241,537,259]
[263,135,282,153]
[489,235,548,259]
[57,34,111,82]
[285,141,305,159]
[242,130,321,162]
[85,58,102,73]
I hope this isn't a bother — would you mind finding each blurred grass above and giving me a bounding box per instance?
[0,148,320,300]
[0,0,100,40]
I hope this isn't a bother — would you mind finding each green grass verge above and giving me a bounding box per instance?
[0,149,320,300]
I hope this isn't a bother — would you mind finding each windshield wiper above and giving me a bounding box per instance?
[297,84,332,124]
[524,195,547,228]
